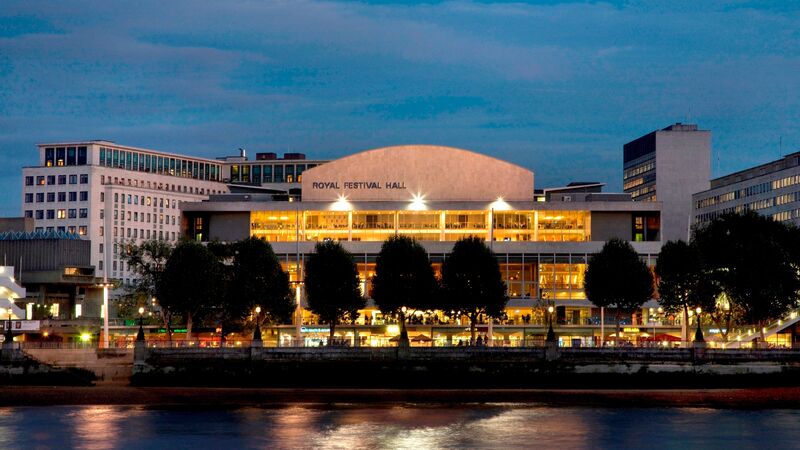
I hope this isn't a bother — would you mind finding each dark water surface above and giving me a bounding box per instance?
[0,404,798,449]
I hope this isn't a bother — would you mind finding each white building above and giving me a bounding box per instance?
[623,123,711,242]
[21,141,230,285]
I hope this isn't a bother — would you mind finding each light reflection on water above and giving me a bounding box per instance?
[0,404,798,450]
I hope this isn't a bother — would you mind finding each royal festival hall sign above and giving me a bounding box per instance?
[311,181,407,190]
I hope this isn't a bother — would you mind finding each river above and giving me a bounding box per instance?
[0,404,797,449]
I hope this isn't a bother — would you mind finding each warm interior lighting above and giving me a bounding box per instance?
[80,333,91,342]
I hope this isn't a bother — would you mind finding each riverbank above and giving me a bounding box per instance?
[3,386,800,408]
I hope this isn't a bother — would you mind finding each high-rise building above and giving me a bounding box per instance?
[21,141,230,285]
[693,151,800,228]
[623,123,711,242]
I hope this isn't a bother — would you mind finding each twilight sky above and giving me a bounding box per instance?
[1,1,798,216]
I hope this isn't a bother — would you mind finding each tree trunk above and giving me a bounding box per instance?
[681,306,688,347]
[616,306,621,345]
[186,312,193,340]
[163,312,172,342]
[470,312,477,346]
[329,320,336,346]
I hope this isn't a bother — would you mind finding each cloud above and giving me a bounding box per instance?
[0,0,799,216]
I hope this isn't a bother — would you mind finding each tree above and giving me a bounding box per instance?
[441,236,508,345]
[304,240,365,344]
[156,240,224,339]
[119,239,175,338]
[585,238,654,344]
[225,238,294,332]
[655,240,721,343]
[693,212,800,343]
[372,235,438,345]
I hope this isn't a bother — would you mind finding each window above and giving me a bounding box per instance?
[37,176,45,186]
[98,260,103,271]
[99,226,104,236]
[99,243,104,253]
[58,175,67,185]
[80,174,88,184]
[77,146,87,165]
[57,192,65,202]
[78,226,87,236]
[68,192,77,202]
[56,147,65,166]
[79,191,88,201]
[100,192,104,202]
[67,225,76,234]
[24,193,33,203]
[45,148,55,167]
[47,175,55,185]
[57,209,66,219]
[68,209,76,219]
[47,192,56,202]
[69,174,78,184]
[24,210,32,218]
[25,176,33,186]
[35,210,43,220]
[79,208,88,218]
[66,147,76,165]
[36,193,44,202]
[47,210,55,219]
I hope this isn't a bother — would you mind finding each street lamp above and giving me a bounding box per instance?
[694,306,704,343]
[253,306,262,341]
[136,306,145,342]
[4,307,13,343]
[546,305,556,343]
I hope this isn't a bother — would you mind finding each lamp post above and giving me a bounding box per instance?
[694,306,705,343]
[4,307,13,344]
[399,306,409,347]
[253,306,262,341]
[136,306,145,342]
[546,305,556,343]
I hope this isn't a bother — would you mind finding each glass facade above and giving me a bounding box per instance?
[96,146,221,181]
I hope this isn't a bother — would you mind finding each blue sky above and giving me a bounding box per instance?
[1,1,798,215]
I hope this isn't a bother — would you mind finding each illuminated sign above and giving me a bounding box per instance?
[311,181,407,190]
[0,320,41,332]
[623,327,640,333]
[301,327,330,333]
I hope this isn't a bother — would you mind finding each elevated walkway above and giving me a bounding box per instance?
[719,308,800,348]
[0,266,26,319]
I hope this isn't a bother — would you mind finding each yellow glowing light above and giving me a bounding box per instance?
[408,193,427,211]
[331,195,351,211]
[387,325,400,335]
[489,197,512,211]
[43,331,49,338]
[138,307,144,315]
[80,333,91,342]
[255,306,262,314]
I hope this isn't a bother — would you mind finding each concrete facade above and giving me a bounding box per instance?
[693,151,800,228]
[302,145,534,202]
[623,124,710,242]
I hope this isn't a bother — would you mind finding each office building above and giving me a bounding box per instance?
[693,151,800,227]
[623,123,711,241]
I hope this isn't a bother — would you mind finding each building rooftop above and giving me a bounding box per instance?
[0,230,83,241]
[709,151,800,189]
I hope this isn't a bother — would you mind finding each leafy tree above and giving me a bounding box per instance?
[441,236,508,345]
[304,240,365,343]
[372,235,438,344]
[655,240,721,342]
[693,212,800,342]
[585,238,654,341]
[119,239,175,338]
[156,240,224,339]
[224,238,294,332]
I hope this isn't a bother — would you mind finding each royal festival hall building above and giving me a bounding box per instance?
[182,145,668,347]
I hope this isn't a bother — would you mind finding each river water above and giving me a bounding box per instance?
[0,404,798,449]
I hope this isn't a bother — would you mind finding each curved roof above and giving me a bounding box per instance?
[302,145,533,202]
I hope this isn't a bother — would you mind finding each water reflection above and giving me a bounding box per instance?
[0,404,798,450]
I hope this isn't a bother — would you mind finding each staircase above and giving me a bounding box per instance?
[720,308,800,348]
[0,266,26,319]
